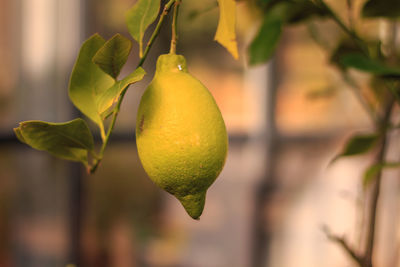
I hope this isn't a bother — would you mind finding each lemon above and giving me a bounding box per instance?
[136,53,228,219]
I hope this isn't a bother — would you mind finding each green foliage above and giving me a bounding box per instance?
[69,33,145,143]
[330,39,363,70]
[363,162,400,187]
[68,34,115,139]
[93,34,132,79]
[247,0,400,264]
[13,0,244,173]
[14,119,95,166]
[248,0,328,65]
[126,0,161,57]
[340,53,400,76]
[248,5,283,65]
[97,67,146,115]
[362,0,400,18]
[332,134,379,163]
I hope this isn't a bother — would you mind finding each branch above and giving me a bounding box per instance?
[363,98,395,266]
[306,23,378,124]
[322,225,364,266]
[89,0,178,173]
[361,20,399,267]
[308,3,398,267]
[314,0,368,55]
[137,0,177,67]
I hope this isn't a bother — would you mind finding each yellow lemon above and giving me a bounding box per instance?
[136,54,228,219]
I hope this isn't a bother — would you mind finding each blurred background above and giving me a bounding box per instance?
[0,0,399,266]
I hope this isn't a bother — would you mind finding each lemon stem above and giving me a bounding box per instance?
[170,0,181,54]
[90,0,178,174]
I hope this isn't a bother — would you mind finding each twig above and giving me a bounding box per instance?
[138,0,177,67]
[306,23,378,124]
[90,0,177,173]
[314,0,355,38]
[320,93,394,267]
[363,98,394,267]
[309,3,399,266]
[170,0,181,54]
[322,225,364,266]
[384,81,400,106]
[314,0,368,55]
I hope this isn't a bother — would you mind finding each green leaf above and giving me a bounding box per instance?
[215,0,239,59]
[14,119,95,166]
[14,127,26,143]
[93,34,132,79]
[97,67,146,115]
[331,134,379,163]
[362,0,400,18]
[363,162,400,187]
[248,7,283,65]
[340,134,379,156]
[340,53,400,76]
[330,39,364,70]
[126,0,160,58]
[68,34,115,140]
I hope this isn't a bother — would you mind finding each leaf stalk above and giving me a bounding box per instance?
[90,0,178,173]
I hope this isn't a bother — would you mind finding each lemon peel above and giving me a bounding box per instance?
[136,53,228,219]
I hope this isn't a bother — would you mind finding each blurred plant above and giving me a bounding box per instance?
[248,0,400,266]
